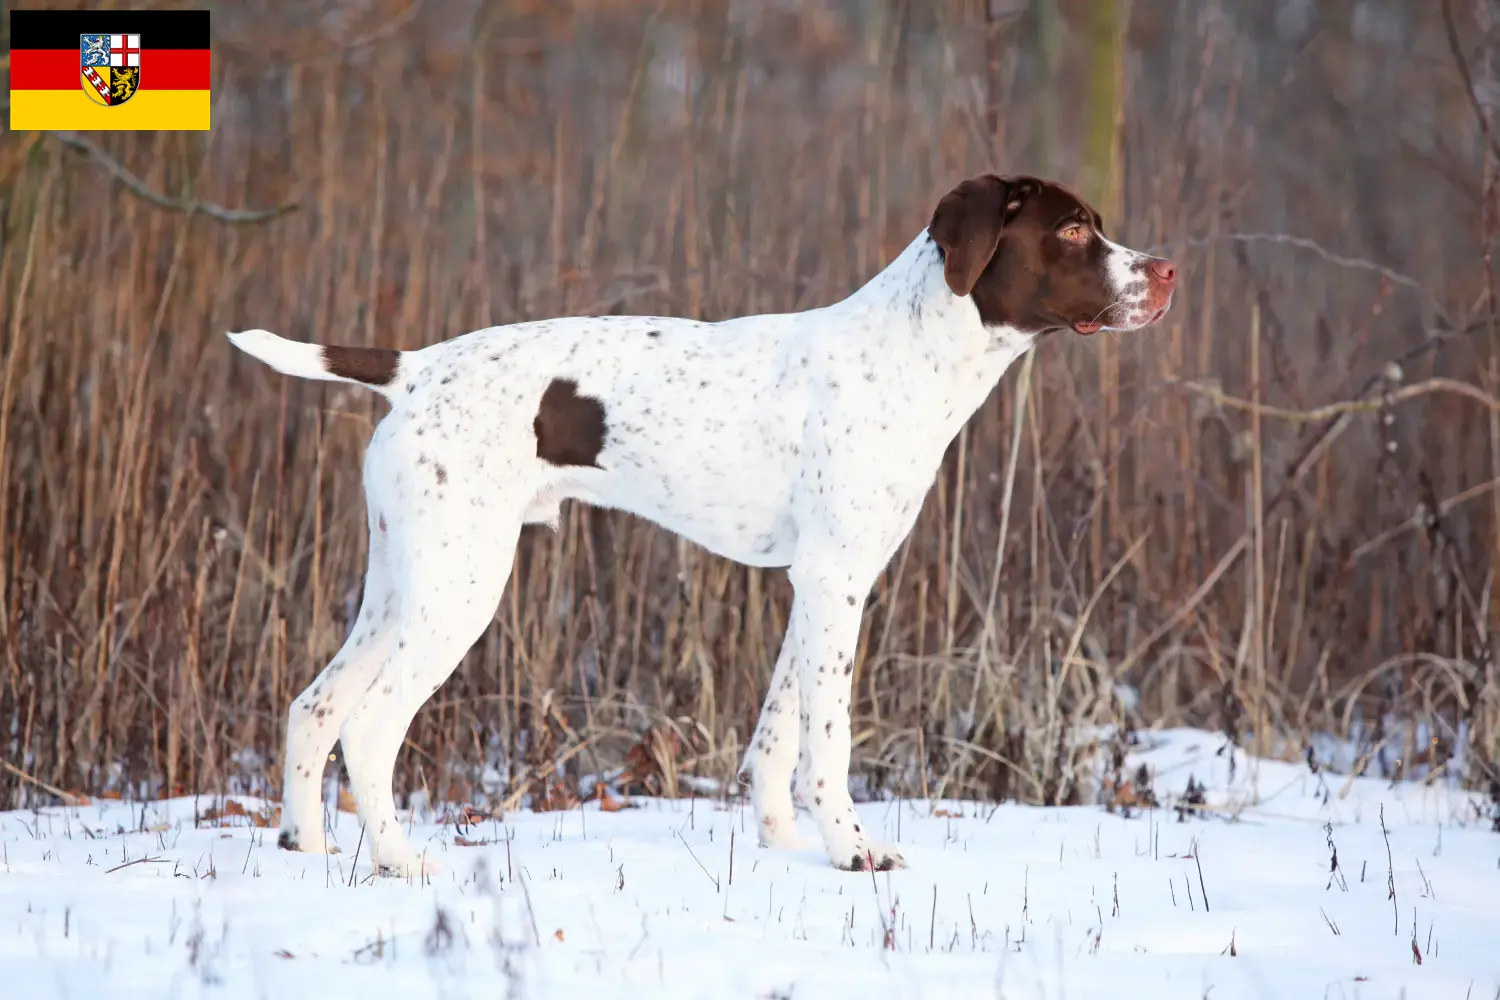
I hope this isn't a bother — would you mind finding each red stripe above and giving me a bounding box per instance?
[10,49,210,91]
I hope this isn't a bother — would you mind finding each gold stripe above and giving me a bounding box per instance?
[10,89,209,131]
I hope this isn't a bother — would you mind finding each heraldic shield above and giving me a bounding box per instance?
[80,33,141,107]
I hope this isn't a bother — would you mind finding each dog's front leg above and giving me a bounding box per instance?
[788,561,906,872]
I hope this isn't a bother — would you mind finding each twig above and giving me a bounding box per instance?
[0,760,86,806]
[674,829,720,892]
[1166,376,1500,423]
[347,824,365,887]
[1145,231,1445,321]
[1116,536,1247,678]
[1319,907,1341,936]
[1440,0,1500,163]
[216,0,429,66]
[867,855,894,950]
[495,737,595,815]
[105,855,169,874]
[517,869,542,947]
[929,883,937,951]
[49,132,298,224]
[1381,804,1398,935]
[1193,842,1211,913]
[337,0,426,53]
[1060,532,1149,682]
[1351,474,1500,563]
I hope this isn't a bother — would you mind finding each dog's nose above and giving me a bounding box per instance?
[1149,259,1177,285]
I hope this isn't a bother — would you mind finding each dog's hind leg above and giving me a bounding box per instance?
[278,511,398,855]
[337,512,520,878]
[739,620,811,850]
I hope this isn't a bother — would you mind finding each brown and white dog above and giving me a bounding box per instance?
[228,174,1176,877]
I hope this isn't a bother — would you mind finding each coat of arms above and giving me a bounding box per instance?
[80,34,140,107]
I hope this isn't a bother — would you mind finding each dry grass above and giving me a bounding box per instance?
[2,0,1498,813]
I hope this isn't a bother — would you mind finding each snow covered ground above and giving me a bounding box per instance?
[2,729,1497,999]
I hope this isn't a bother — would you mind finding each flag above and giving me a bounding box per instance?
[10,9,210,131]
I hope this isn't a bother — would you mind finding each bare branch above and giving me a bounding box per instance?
[214,0,426,67]
[340,0,425,53]
[1440,0,1500,164]
[1166,375,1500,424]
[1351,474,1500,564]
[0,758,86,806]
[49,132,298,224]
[1145,231,1444,321]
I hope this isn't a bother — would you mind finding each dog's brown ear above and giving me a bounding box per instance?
[928,175,1039,297]
[929,176,1005,297]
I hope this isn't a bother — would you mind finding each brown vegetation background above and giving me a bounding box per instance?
[3,0,1499,814]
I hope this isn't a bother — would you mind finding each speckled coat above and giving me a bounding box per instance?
[228,173,1177,877]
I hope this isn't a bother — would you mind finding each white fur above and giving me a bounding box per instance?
[229,227,1166,876]
[1100,234,1167,330]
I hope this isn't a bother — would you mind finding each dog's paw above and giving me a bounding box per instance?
[831,843,907,873]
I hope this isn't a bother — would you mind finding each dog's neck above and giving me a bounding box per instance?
[842,232,1036,441]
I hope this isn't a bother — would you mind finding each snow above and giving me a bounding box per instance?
[2,729,1497,999]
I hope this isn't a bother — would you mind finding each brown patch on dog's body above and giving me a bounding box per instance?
[534,378,607,468]
[322,345,400,387]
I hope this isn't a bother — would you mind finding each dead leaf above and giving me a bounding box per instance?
[553,929,565,942]
[509,698,584,812]
[434,803,496,827]
[337,788,357,813]
[597,789,631,813]
[201,800,245,824]
[460,805,495,824]
[933,808,962,818]
[533,781,581,812]
[454,835,489,848]
[1101,762,1160,816]
[620,724,682,799]
[201,799,281,829]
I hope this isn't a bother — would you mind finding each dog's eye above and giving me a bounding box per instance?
[1059,225,1088,243]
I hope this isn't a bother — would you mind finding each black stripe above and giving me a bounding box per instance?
[10,9,209,50]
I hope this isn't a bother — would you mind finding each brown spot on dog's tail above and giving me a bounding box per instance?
[534,378,607,468]
[322,345,400,388]
[227,330,408,399]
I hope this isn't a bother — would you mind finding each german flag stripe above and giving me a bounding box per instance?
[10,91,211,132]
[9,9,210,51]
[10,50,211,91]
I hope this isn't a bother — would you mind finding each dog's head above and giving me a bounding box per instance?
[928,174,1176,337]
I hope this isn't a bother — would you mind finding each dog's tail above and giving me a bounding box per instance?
[226,329,413,399]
